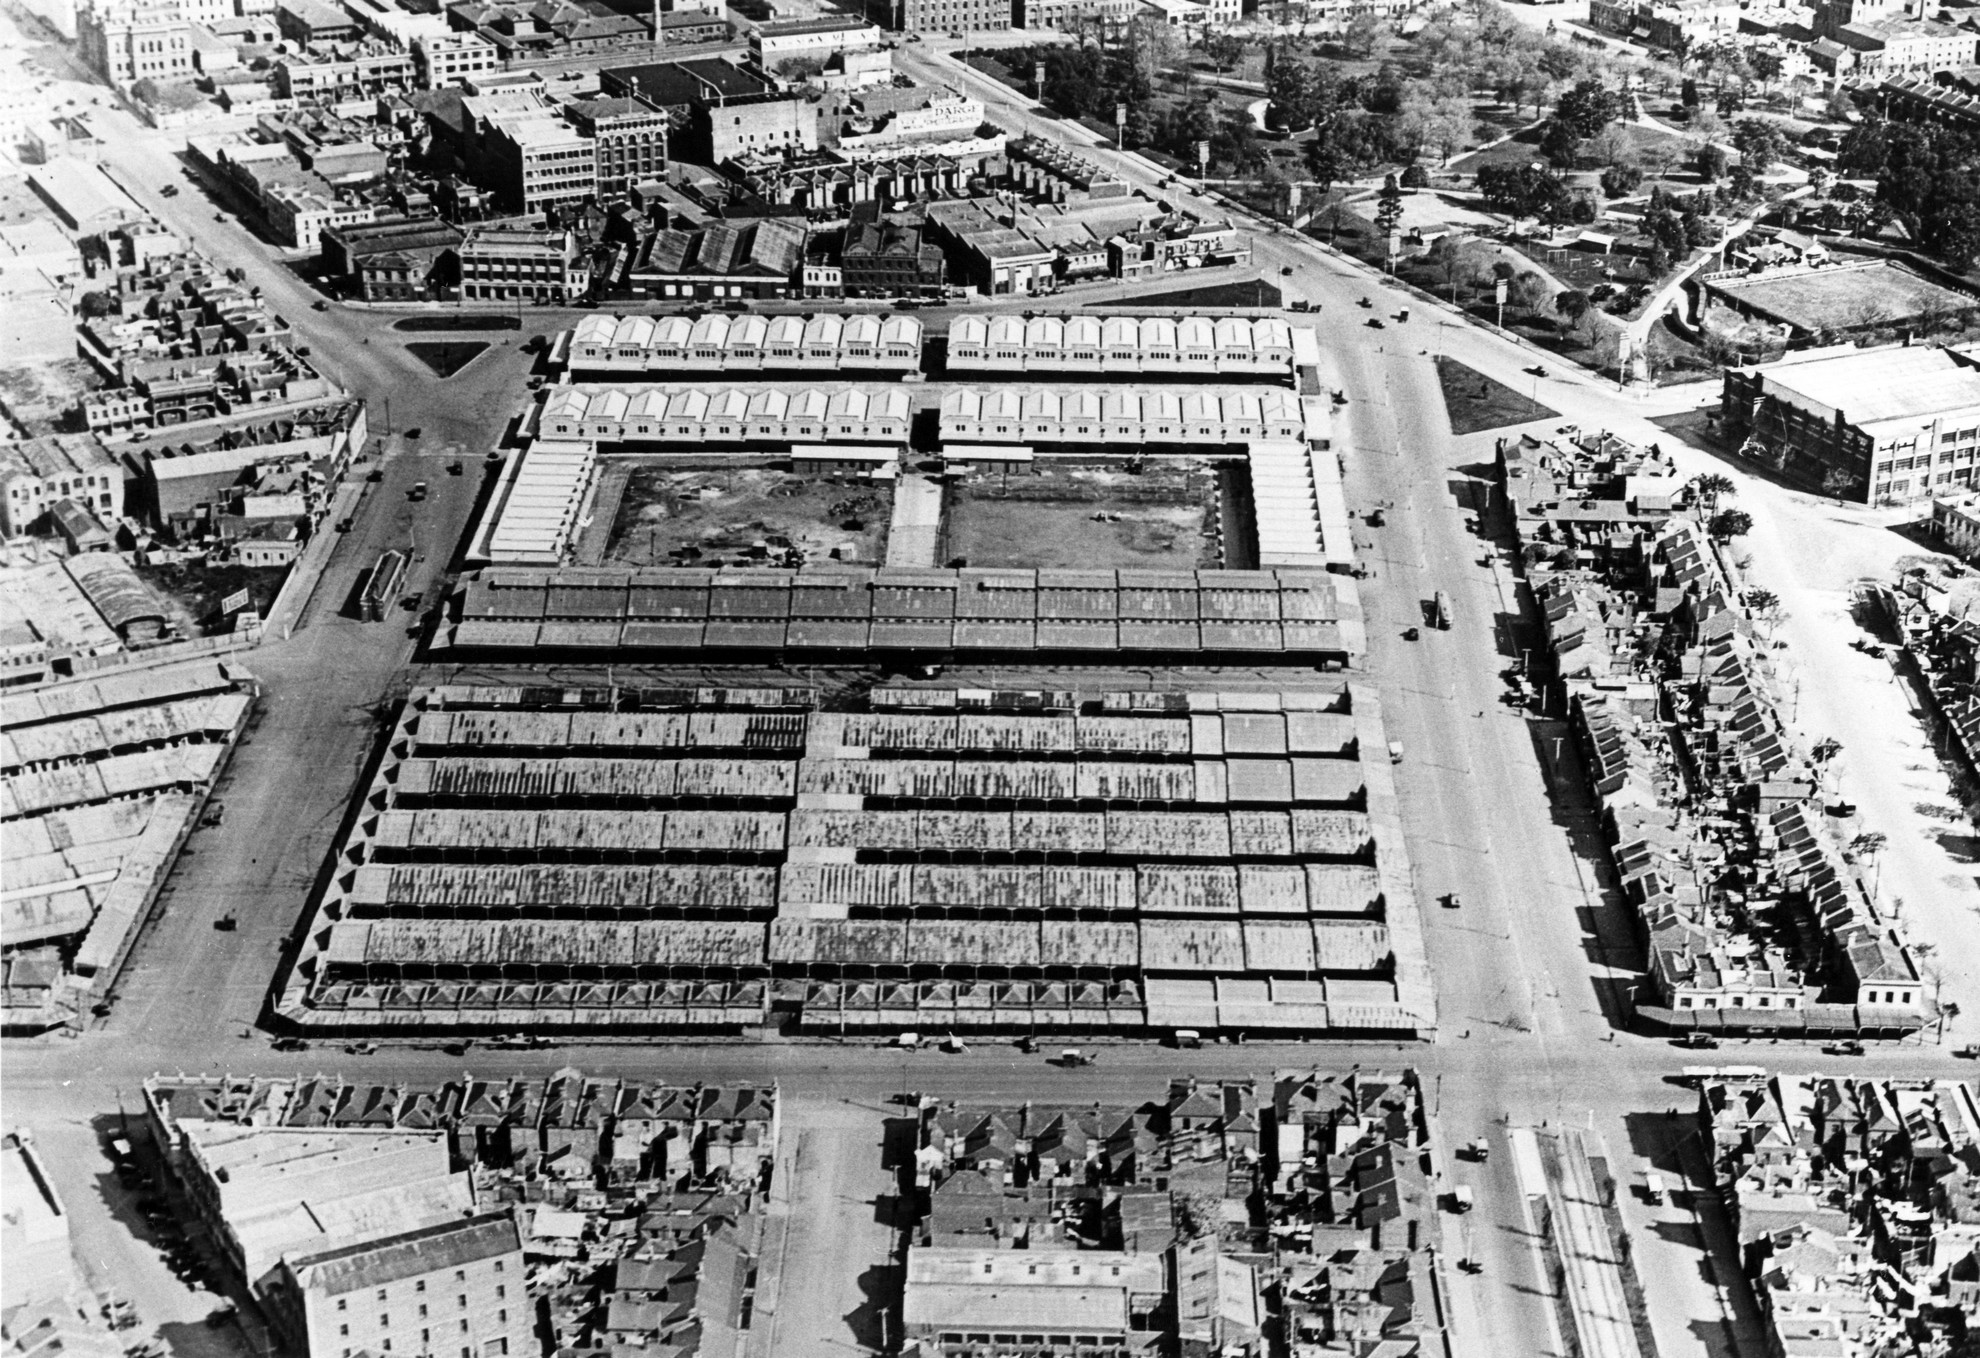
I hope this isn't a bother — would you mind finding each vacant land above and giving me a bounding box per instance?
[1707,261,1977,334]
[946,460,1222,570]
[137,560,288,634]
[0,354,102,436]
[603,466,891,568]
[1434,357,1559,435]
[405,341,490,377]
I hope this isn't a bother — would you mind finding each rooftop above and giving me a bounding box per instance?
[1747,345,1980,427]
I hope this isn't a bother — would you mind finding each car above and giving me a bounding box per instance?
[271,1036,309,1052]
[403,427,422,439]
[1280,265,1294,276]
[335,517,352,532]
[1956,1045,1980,1059]
[1442,892,1460,908]
[447,460,463,475]
[212,915,236,932]
[214,212,225,222]
[1366,318,1384,328]
[1825,1040,1867,1056]
[311,299,327,311]
[1402,626,1419,641]
[344,1041,379,1055]
[1674,1032,1719,1049]
[409,482,428,501]
[160,184,178,197]
[366,468,383,482]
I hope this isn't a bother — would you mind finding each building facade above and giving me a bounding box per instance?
[1721,346,1980,504]
[266,1213,532,1358]
[415,32,500,86]
[0,434,124,537]
[840,204,943,297]
[458,227,585,302]
[565,96,671,197]
[874,0,1013,34]
[79,0,192,86]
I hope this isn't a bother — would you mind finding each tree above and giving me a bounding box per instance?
[1342,11,1387,58]
[1680,77,1700,108]
[1708,508,1753,539]
[1555,287,1592,334]
[774,55,826,81]
[1374,173,1405,243]
[1475,163,1570,221]
[1731,117,1786,173]
[1599,163,1644,198]
[1693,142,1727,180]
[1691,472,1735,507]
[1303,140,1342,196]
[1539,117,1582,168]
[1748,48,1783,92]
[1726,164,1758,201]
[1202,31,1247,73]
[1554,78,1620,139]
[1509,270,1551,314]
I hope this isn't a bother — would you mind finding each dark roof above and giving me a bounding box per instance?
[291,1213,521,1295]
[599,57,768,107]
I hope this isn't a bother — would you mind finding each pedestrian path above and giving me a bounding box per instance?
[885,472,944,567]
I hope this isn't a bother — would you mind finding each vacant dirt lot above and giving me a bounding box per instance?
[945,460,1222,570]
[603,466,892,568]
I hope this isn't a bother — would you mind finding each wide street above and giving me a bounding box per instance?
[7,21,1976,1358]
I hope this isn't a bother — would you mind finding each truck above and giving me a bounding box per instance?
[1388,740,1404,764]
[1643,1173,1667,1205]
[1431,591,1451,630]
[1450,1185,1474,1213]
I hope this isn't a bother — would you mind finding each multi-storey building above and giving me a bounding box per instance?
[565,95,670,197]
[0,434,123,537]
[1721,345,1980,504]
[688,92,816,163]
[480,106,595,214]
[265,1213,532,1358]
[1012,0,1139,30]
[272,47,418,99]
[457,226,585,302]
[840,202,943,297]
[869,0,1012,36]
[414,32,500,86]
[78,1,192,86]
[321,218,465,300]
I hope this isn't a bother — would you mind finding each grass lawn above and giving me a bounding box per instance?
[1433,357,1558,436]
[405,341,491,377]
[1447,126,1546,175]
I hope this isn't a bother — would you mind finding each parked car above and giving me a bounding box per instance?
[160,184,178,197]
[1675,1032,1719,1049]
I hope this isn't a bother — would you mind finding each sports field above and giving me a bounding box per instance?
[1710,262,1975,333]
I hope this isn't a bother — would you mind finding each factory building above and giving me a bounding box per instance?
[1720,344,1980,504]
[272,682,1431,1037]
[944,314,1296,380]
[560,313,923,377]
[442,566,1366,661]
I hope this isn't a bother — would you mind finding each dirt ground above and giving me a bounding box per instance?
[0,354,103,436]
[603,466,891,568]
[135,561,289,635]
[945,460,1222,571]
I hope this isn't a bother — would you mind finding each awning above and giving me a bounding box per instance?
[1803,1005,1857,1030]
